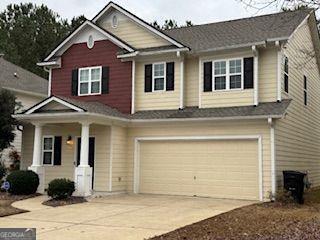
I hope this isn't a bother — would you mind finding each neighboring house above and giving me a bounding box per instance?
[14,2,320,201]
[0,55,48,154]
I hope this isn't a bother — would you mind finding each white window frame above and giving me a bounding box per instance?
[152,62,166,92]
[212,58,243,92]
[78,66,102,96]
[42,136,54,166]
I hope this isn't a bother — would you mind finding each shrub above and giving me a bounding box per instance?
[6,170,39,195]
[47,178,75,200]
[0,164,6,180]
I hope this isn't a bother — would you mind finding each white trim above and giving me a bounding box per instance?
[42,135,55,166]
[109,126,113,192]
[1,87,47,98]
[44,20,134,62]
[277,50,282,101]
[131,60,136,114]
[25,96,85,114]
[117,48,190,59]
[253,51,259,106]
[133,135,263,201]
[48,68,52,97]
[269,118,276,199]
[37,61,59,67]
[180,60,184,109]
[198,58,202,108]
[92,3,185,48]
[152,62,166,92]
[78,66,102,96]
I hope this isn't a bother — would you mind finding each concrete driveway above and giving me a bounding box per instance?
[1,194,253,240]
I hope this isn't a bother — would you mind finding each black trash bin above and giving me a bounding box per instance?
[283,171,306,204]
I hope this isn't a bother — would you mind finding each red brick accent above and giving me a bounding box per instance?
[51,40,132,114]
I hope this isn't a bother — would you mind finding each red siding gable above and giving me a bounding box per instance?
[51,40,132,114]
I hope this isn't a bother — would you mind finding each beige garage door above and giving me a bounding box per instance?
[139,139,259,200]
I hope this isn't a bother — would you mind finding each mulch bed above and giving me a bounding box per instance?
[42,196,87,207]
[150,189,320,240]
[0,192,40,217]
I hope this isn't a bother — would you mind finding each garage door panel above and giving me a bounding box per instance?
[139,139,259,200]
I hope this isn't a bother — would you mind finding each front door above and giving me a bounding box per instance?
[76,137,95,189]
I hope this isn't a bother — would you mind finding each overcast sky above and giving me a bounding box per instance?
[0,0,279,25]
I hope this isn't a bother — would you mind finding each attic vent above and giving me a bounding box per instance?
[112,15,118,28]
[87,35,94,49]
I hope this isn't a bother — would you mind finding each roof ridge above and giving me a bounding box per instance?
[165,8,313,32]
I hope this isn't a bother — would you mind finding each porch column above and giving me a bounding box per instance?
[28,123,45,193]
[74,122,92,196]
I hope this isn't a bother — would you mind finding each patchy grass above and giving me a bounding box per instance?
[0,192,39,217]
[150,189,320,240]
[42,196,87,207]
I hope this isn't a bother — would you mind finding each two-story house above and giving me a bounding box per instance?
[14,2,320,201]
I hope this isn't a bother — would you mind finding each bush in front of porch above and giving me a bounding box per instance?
[6,170,39,195]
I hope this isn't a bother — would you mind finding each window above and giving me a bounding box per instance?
[284,56,289,93]
[87,35,94,49]
[304,75,308,106]
[212,58,243,91]
[112,15,118,28]
[78,66,102,96]
[214,61,226,90]
[153,63,166,91]
[43,136,54,165]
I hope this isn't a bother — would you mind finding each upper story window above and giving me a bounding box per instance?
[284,56,289,93]
[78,66,102,96]
[153,63,166,91]
[304,75,308,106]
[43,136,54,165]
[87,35,94,49]
[112,15,118,28]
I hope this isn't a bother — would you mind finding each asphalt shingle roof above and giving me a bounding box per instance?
[164,9,311,53]
[0,57,48,95]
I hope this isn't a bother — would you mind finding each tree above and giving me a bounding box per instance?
[0,3,84,78]
[151,19,194,30]
[0,90,19,151]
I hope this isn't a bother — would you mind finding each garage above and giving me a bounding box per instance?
[137,138,261,201]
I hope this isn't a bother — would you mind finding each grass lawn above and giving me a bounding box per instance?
[0,192,38,217]
[151,189,320,240]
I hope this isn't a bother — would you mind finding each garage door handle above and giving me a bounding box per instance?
[194,176,196,180]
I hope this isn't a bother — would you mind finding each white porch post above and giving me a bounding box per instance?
[28,123,45,193]
[74,122,92,196]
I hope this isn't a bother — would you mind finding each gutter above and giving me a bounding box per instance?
[117,47,190,59]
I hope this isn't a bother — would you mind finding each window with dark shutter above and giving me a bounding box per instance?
[145,64,152,92]
[101,66,109,94]
[284,57,289,93]
[304,75,307,106]
[71,69,79,96]
[53,136,62,166]
[166,62,175,91]
[204,62,212,92]
[244,57,254,89]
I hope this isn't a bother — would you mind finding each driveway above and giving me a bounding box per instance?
[0,194,253,240]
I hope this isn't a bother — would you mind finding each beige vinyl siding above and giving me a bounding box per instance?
[127,120,272,200]
[110,125,128,192]
[139,140,259,200]
[184,57,199,106]
[275,18,320,187]
[135,57,181,111]
[258,48,278,102]
[21,123,111,191]
[98,10,170,49]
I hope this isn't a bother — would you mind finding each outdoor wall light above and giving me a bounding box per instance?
[66,136,74,145]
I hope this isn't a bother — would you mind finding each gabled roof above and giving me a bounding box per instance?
[92,1,187,49]
[164,9,312,53]
[0,57,48,96]
[43,20,135,62]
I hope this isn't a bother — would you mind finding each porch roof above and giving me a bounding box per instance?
[14,95,291,123]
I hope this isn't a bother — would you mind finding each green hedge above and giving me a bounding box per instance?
[6,170,39,195]
[47,178,75,200]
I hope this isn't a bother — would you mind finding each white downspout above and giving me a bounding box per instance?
[252,46,259,106]
[180,59,184,109]
[277,50,282,102]
[131,60,136,114]
[268,117,276,200]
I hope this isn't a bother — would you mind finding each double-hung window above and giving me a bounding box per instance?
[212,59,243,91]
[43,136,54,165]
[79,66,102,96]
[153,63,166,91]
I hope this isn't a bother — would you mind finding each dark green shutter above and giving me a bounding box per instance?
[145,64,152,92]
[244,57,254,89]
[53,136,62,166]
[203,62,212,92]
[102,66,109,94]
[166,62,175,91]
[71,69,78,96]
